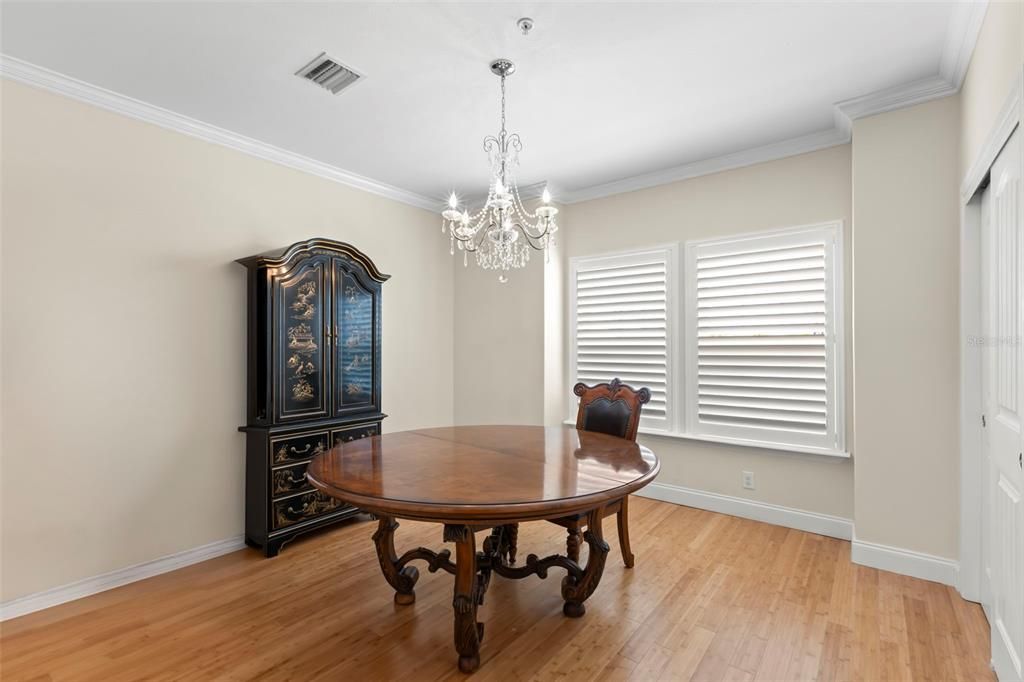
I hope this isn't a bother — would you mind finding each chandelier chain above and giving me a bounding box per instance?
[499,73,508,183]
[500,75,506,137]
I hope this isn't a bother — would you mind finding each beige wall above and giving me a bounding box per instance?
[960,0,1024,177]
[0,80,454,602]
[543,235,565,426]
[452,250,546,425]
[851,96,961,559]
[562,146,855,519]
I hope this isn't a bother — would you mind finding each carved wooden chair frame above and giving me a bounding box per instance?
[557,378,651,567]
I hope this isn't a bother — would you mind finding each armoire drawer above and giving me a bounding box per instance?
[332,422,380,446]
[272,490,348,530]
[271,462,314,498]
[270,430,329,465]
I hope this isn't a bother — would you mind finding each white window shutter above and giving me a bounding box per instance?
[684,224,844,452]
[571,247,677,431]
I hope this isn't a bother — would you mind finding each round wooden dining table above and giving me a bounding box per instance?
[306,424,659,673]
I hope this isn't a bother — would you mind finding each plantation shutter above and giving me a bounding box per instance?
[571,248,675,430]
[684,225,843,451]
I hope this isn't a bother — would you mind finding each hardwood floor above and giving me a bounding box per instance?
[0,498,993,681]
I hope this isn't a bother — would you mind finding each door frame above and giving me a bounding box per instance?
[959,66,1023,603]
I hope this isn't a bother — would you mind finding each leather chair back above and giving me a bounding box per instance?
[573,378,651,442]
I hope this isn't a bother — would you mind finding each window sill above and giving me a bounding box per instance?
[562,420,850,459]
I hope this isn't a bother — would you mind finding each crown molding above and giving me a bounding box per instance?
[563,63,969,206]
[561,4,988,205]
[940,0,989,89]
[0,54,439,212]
[831,1,987,129]
[558,126,851,204]
[834,74,957,126]
[2,0,989,213]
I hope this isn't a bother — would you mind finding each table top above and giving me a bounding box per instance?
[305,425,659,524]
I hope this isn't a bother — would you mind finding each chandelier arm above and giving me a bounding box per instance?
[448,219,482,246]
[512,221,552,249]
[463,219,495,253]
[516,216,553,240]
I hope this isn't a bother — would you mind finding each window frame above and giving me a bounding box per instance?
[565,222,847,459]
[681,221,846,455]
[568,244,680,434]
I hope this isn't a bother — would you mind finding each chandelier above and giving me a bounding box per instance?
[441,58,558,283]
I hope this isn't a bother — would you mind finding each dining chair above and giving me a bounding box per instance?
[562,378,651,567]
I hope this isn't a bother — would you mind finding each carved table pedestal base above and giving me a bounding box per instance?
[372,504,613,674]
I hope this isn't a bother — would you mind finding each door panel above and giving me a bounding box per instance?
[273,257,330,421]
[332,259,377,415]
[983,128,1024,682]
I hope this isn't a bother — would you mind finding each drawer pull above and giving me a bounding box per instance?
[276,493,342,527]
[336,428,374,444]
[274,438,326,463]
[273,469,309,495]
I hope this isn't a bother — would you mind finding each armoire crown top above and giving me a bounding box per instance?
[236,237,391,283]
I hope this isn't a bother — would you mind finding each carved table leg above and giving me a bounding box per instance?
[617,495,636,568]
[566,519,583,563]
[561,507,610,618]
[505,523,519,564]
[445,525,482,674]
[372,516,418,605]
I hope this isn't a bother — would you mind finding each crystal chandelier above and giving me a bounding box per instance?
[441,59,558,283]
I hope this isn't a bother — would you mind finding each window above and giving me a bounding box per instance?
[569,246,678,431]
[683,223,844,453]
[567,223,845,456]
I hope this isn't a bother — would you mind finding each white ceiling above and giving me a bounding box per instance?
[1,2,974,206]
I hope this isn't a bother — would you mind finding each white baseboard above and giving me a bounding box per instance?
[0,535,246,621]
[0,493,963,621]
[637,481,854,541]
[639,483,961,588]
[851,536,959,587]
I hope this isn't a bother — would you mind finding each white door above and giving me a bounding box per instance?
[982,127,1024,682]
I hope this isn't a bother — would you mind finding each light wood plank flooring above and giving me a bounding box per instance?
[0,498,993,681]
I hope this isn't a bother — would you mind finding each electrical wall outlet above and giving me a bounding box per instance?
[742,471,755,490]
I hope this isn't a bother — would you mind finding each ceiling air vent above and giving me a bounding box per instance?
[295,52,363,95]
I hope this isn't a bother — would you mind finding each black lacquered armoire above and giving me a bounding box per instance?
[237,238,388,556]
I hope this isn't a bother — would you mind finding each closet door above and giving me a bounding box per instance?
[982,128,1023,682]
[272,256,330,422]
[332,258,379,416]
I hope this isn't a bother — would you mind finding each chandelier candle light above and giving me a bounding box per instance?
[441,58,558,283]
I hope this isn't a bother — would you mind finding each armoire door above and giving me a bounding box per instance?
[981,127,1023,682]
[332,258,378,416]
[273,256,331,422]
